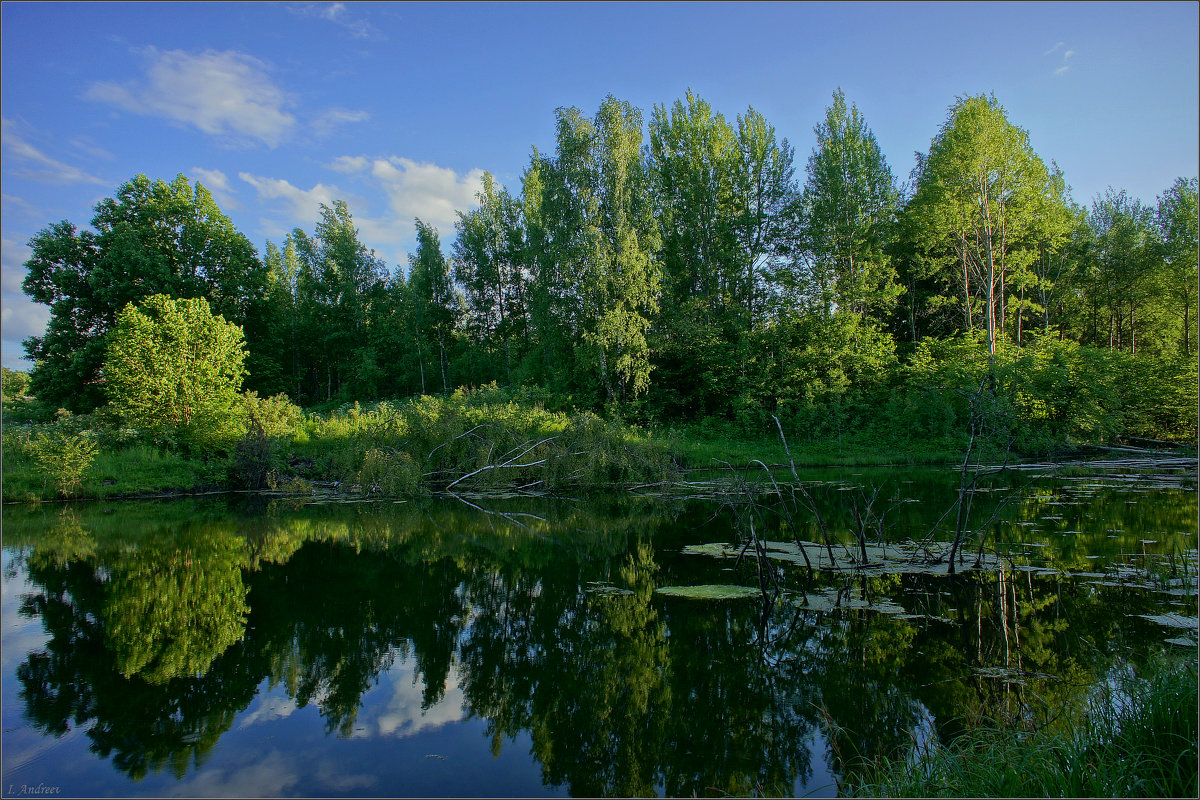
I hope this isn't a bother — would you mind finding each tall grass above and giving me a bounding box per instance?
[287,387,678,495]
[846,657,1199,798]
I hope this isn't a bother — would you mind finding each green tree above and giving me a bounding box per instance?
[2,366,31,398]
[21,174,265,411]
[532,96,662,405]
[794,89,901,324]
[104,294,248,451]
[1153,176,1199,357]
[646,90,744,418]
[409,220,462,394]
[1081,189,1159,353]
[288,202,388,402]
[731,107,798,330]
[452,173,529,385]
[902,95,1071,355]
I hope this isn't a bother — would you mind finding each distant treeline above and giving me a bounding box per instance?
[19,89,1199,442]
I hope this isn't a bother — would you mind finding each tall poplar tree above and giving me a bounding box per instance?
[452,173,528,385]
[903,95,1070,355]
[409,220,461,394]
[646,90,743,417]
[1154,177,1199,357]
[532,96,662,405]
[795,89,900,323]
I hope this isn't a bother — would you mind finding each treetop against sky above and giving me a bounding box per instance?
[2,1,1197,370]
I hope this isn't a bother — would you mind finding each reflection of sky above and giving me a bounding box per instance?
[371,657,467,739]
[0,546,562,797]
[1,549,48,672]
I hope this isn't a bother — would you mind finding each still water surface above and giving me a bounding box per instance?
[2,466,1196,797]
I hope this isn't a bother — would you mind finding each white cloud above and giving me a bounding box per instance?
[1054,65,1070,76]
[313,107,371,138]
[1043,41,1065,56]
[68,136,115,161]
[1,119,106,185]
[369,156,485,238]
[85,48,296,147]
[190,167,239,209]
[240,156,483,269]
[1063,49,1075,61]
[2,193,40,217]
[328,155,369,174]
[1,237,49,354]
[287,2,382,39]
[239,173,345,227]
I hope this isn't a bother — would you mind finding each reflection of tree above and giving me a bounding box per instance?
[248,541,470,736]
[104,533,249,684]
[16,557,260,781]
[8,492,1191,792]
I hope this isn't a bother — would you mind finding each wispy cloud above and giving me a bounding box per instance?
[241,157,484,268]
[1047,43,1076,77]
[313,107,371,138]
[1,119,106,185]
[366,156,485,237]
[85,47,297,147]
[238,172,349,235]
[287,2,382,40]
[190,167,239,209]
[1,236,50,361]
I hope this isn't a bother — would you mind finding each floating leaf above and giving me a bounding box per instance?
[586,585,634,596]
[654,584,762,600]
[1133,613,1199,630]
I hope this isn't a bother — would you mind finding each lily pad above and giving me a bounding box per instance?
[588,585,638,597]
[654,584,762,600]
[1133,613,1199,630]
[1164,636,1198,647]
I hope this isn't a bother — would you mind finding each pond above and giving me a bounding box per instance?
[2,464,1196,798]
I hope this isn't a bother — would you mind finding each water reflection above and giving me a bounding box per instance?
[2,477,1196,797]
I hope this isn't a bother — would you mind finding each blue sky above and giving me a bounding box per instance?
[3,1,1197,369]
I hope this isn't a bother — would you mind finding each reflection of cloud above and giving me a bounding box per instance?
[1,119,106,185]
[237,693,298,728]
[314,759,378,792]
[85,48,296,147]
[375,661,467,738]
[161,750,300,797]
[1,565,49,671]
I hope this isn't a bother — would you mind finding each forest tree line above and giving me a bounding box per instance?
[20,89,1199,441]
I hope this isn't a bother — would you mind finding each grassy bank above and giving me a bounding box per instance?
[3,389,681,503]
[4,383,1190,504]
[845,657,1198,798]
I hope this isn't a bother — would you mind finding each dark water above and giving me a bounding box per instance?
[2,467,1196,798]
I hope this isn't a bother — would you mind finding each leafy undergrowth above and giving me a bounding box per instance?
[844,657,1198,798]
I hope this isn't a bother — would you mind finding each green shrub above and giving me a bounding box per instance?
[24,429,99,497]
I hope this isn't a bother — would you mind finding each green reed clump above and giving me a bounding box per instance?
[846,657,1198,798]
[292,387,678,495]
